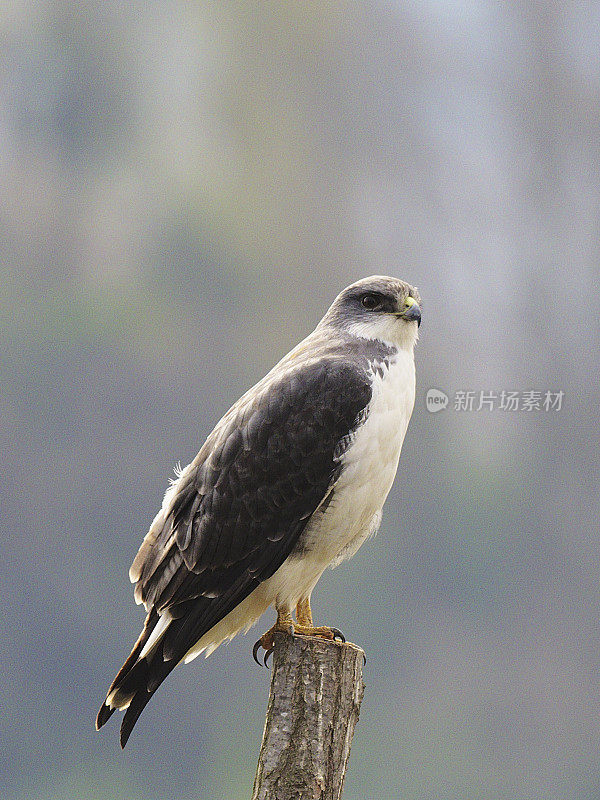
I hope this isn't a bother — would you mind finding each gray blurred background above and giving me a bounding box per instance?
[1,2,599,799]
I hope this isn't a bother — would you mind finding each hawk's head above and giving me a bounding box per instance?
[320,275,421,348]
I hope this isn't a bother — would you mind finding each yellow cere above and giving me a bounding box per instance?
[404,296,417,308]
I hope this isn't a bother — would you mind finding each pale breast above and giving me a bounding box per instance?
[295,349,416,571]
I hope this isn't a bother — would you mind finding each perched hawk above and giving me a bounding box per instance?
[97,275,421,746]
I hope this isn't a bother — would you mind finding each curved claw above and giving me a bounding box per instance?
[330,627,346,643]
[252,639,263,666]
[263,646,274,668]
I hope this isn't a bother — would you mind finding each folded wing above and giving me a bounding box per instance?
[97,356,371,746]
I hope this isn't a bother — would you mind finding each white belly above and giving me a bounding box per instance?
[182,350,416,662]
[269,349,416,602]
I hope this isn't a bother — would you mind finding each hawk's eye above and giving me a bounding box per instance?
[360,293,381,311]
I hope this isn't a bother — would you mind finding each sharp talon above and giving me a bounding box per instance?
[330,627,345,643]
[363,652,367,665]
[253,616,292,666]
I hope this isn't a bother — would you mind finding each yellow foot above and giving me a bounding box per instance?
[293,623,346,642]
[253,610,294,667]
[253,604,347,667]
[294,597,345,642]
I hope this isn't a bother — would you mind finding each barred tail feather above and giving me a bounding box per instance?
[117,652,179,748]
[96,608,162,735]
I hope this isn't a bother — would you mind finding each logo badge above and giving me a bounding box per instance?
[425,388,448,413]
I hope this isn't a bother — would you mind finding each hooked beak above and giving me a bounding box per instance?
[399,296,421,327]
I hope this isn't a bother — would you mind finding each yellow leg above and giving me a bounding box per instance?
[253,605,294,666]
[253,601,346,667]
[294,596,345,642]
[295,597,313,627]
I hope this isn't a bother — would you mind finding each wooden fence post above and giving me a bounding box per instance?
[252,632,365,800]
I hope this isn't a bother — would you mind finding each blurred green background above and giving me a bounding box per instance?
[2,2,599,799]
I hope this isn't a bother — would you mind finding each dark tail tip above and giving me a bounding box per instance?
[119,690,153,748]
[96,701,116,730]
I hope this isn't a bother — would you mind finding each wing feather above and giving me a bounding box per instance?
[98,352,373,745]
[138,359,370,605]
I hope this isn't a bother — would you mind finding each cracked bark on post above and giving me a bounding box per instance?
[252,632,365,800]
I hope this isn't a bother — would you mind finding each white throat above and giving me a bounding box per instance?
[345,316,419,351]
